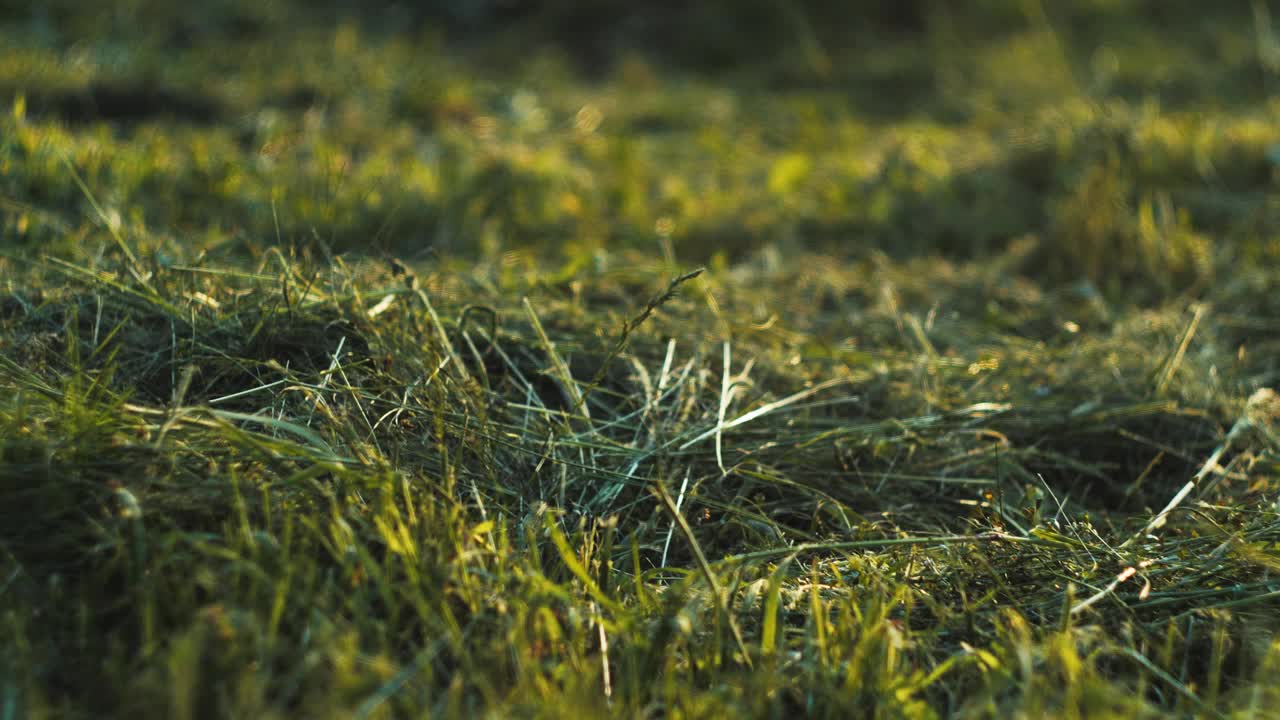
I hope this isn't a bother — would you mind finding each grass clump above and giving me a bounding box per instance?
[2,1,1280,717]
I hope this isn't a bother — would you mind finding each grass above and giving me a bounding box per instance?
[2,1,1280,717]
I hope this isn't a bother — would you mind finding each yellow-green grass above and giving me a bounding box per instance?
[2,2,1280,717]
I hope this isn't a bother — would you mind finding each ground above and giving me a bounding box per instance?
[2,1,1280,717]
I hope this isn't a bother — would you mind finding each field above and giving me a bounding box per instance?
[2,1,1280,717]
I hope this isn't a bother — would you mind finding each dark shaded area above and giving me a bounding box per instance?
[4,0,1252,81]
[320,0,1251,88]
[6,82,225,126]
[0,290,375,411]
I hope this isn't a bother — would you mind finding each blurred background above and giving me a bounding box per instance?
[2,0,1277,300]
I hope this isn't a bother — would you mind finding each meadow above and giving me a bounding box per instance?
[2,1,1280,717]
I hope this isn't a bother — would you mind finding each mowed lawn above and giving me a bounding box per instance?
[2,2,1280,717]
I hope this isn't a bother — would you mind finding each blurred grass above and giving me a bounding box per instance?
[2,1,1280,717]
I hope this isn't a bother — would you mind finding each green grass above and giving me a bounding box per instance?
[2,1,1280,717]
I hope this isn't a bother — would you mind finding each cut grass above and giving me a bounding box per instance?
[2,1,1280,717]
